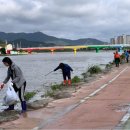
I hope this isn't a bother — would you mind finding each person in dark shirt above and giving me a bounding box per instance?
[124,50,129,63]
[54,63,73,86]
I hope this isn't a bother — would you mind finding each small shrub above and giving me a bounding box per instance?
[109,61,114,65]
[87,65,102,74]
[120,53,125,60]
[81,73,87,79]
[44,84,63,97]
[81,72,86,77]
[81,72,91,81]
[45,90,54,97]
[120,53,125,64]
[72,76,81,83]
[51,84,63,91]
[105,63,112,70]
[24,92,36,101]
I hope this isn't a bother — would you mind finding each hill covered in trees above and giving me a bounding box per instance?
[0,32,107,47]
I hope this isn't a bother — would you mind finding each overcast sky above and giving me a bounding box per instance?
[0,0,130,42]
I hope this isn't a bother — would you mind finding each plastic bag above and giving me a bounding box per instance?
[3,83,19,106]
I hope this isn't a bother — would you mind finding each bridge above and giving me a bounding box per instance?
[14,44,129,54]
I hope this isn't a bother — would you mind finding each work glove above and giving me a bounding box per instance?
[0,83,5,89]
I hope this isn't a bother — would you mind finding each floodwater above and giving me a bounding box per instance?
[0,51,113,103]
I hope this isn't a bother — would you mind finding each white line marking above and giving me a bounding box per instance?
[79,67,129,128]
[32,127,39,130]
[84,97,90,100]
[80,100,86,103]
[121,113,130,123]
[79,67,128,104]
[33,67,128,130]
[100,84,108,89]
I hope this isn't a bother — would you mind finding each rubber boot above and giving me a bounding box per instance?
[21,101,27,113]
[4,105,14,111]
[63,80,67,85]
[68,79,71,86]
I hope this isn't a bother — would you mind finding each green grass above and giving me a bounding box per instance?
[71,76,81,83]
[44,84,63,97]
[45,76,81,98]
[120,53,125,60]
[87,65,102,74]
[51,84,63,91]
[105,63,112,70]
[24,92,36,101]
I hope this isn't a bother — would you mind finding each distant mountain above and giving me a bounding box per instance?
[12,39,56,48]
[0,32,106,47]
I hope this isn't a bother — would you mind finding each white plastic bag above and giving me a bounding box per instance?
[3,83,19,106]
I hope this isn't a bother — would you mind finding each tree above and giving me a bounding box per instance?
[0,48,6,54]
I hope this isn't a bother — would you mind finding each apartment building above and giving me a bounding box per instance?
[110,35,130,44]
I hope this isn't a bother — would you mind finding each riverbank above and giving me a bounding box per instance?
[0,61,110,122]
[0,53,28,56]
[0,51,114,99]
[0,63,108,123]
[1,60,130,129]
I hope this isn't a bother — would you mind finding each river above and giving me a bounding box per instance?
[0,51,113,104]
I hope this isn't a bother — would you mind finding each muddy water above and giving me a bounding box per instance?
[0,51,113,105]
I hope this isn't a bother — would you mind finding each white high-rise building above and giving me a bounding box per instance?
[123,35,130,44]
[117,36,123,44]
[111,34,130,44]
[110,38,115,44]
